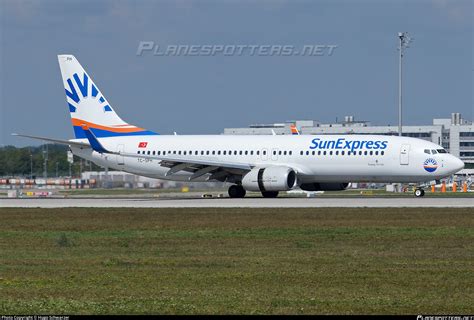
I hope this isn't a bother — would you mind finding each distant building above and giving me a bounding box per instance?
[223,113,474,164]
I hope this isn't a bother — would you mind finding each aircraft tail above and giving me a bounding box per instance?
[57,55,157,138]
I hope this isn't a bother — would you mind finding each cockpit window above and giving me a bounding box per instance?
[431,149,438,154]
[424,149,430,154]
[437,149,447,154]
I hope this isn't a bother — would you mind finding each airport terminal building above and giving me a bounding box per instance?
[223,113,474,165]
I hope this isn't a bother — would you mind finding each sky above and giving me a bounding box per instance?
[0,0,472,146]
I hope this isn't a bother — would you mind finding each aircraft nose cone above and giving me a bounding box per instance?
[452,157,464,173]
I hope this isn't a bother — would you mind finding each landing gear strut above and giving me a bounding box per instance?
[228,185,246,198]
[414,188,425,197]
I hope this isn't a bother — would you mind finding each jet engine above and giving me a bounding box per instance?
[299,182,349,191]
[242,166,297,192]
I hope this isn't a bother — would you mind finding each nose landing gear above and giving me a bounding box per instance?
[414,188,425,197]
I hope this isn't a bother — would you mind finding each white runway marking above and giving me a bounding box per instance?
[1,197,473,208]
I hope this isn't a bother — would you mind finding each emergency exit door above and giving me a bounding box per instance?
[400,144,410,165]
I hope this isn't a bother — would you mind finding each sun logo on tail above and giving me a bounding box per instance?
[423,158,438,173]
[65,73,112,114]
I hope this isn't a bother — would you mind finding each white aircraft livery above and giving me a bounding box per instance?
[15,55,464,198]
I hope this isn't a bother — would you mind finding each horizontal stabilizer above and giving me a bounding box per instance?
[12,133,90,148]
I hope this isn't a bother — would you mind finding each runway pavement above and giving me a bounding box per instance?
[1,197,473,208]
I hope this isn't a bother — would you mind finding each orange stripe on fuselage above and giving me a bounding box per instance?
[71,118,145,133]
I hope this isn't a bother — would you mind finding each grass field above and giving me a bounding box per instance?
[0,208,472,314]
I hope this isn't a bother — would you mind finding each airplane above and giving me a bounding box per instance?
[14,55,465,198]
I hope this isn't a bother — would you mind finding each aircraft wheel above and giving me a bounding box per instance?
[262,191,279,198]
[414,188,425,197]
[228,185,246,198]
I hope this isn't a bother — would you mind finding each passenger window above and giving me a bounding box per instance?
[183,151,187,155]
[234,151,237,155]
[312,151,315,156]
[147,151,151,155]
[251,151,254,155]
[341,151,344,155]
[206,151,210,155]
[323,151,327,155]
[329,151,333,156]
[359,151,362,155]
[263,151,267,155]
[201,151,204,155]
[273,151,277,155]
[369,151,373,155]
[289,151,292,155]
[381,151,384,155]
[218,151,221,155]
[364,151,368,155]
[245,151,248,155]
[278,151,281,155]
[335,151,339,156]
[212,151,215,155]
[306,151,310,156]
[240,151,243,155]
[318,151,321,156]
[223,151,226,155]
[153,151,156,155]
[375,151,378,155]
[257,151,260,155]
[157,151,161,155]
[300,151,303,155]
[283,151,287,155]
[178,151,181,155]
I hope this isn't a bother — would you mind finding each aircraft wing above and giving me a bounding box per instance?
[123,151,252,181]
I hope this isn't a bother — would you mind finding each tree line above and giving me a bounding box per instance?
[0,144,103,178]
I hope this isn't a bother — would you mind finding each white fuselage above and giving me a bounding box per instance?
[71,134,464,184]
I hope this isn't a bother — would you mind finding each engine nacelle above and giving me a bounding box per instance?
[300,182,349,191]
[242,166,297,192]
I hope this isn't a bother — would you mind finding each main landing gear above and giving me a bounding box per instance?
[261,191,279,198]
[228,185,246,198]
[414,188,425,197]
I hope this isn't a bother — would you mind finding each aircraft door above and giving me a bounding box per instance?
[116,144,125,166]
[400,144,410,165]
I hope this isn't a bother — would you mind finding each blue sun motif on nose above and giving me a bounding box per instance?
[423,158,438,173]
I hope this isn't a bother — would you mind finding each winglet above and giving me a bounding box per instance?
[81,125,109,153]
[290,124,300,135]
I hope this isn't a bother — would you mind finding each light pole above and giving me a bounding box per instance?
[30,153,33,179]
[42,144,48,179]
[398,32,412,136]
